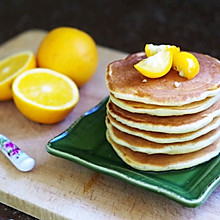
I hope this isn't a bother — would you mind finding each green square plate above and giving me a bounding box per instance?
[46,97,220,207]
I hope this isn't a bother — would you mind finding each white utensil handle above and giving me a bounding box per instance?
[0,134,35,172]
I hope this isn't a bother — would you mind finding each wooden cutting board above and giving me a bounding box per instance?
[0,30,219,220]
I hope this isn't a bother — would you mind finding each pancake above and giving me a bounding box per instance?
[106,118,220,154]
[106,51,220,171]
[106,132,220,171]
[110,93,220,116]
[107,100,220,134]
[106,52,220,106]
[107,113,220,143]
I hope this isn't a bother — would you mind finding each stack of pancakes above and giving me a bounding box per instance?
[105,52,220,171]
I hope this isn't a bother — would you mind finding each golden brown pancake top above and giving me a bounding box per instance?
[106,52,220,105]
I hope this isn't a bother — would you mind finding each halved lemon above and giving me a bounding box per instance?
[145,44,180,57]
[173,51,200,79]
[0,51,36,101]
[12,68,79,124]
[134,50,173,78]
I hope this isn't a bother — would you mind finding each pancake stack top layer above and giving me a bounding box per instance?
[105,51,220,171]
[107,52,220,106]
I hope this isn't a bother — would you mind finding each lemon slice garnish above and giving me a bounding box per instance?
[134,50,173,78]
[173,51,200,79]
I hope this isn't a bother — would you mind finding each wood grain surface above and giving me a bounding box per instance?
[0,30,219,220]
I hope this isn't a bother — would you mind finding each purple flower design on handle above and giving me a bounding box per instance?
[12,148,20,155]
[0,134,35,171]
[4,141,21,159]
[5,142,15,149]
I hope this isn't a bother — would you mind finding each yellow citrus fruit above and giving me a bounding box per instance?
[173,51,200,79]
[12,68,79,124]
[145,44,180,57]
[0,51,36,101]
[37,27,98,87]
[134,50,173,78]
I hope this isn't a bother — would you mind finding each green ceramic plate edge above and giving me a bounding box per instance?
[46,97,220,208]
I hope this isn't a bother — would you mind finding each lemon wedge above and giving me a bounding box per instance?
[145,44,180,57]
[173,51,200,79]
[134,50,173,78]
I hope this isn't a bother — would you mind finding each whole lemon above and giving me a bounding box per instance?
[37,27,98,87]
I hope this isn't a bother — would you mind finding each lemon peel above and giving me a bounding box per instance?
[37,27,98,87]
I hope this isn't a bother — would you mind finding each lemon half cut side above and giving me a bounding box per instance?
[12,68,79,124]
[0,51,36,101]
